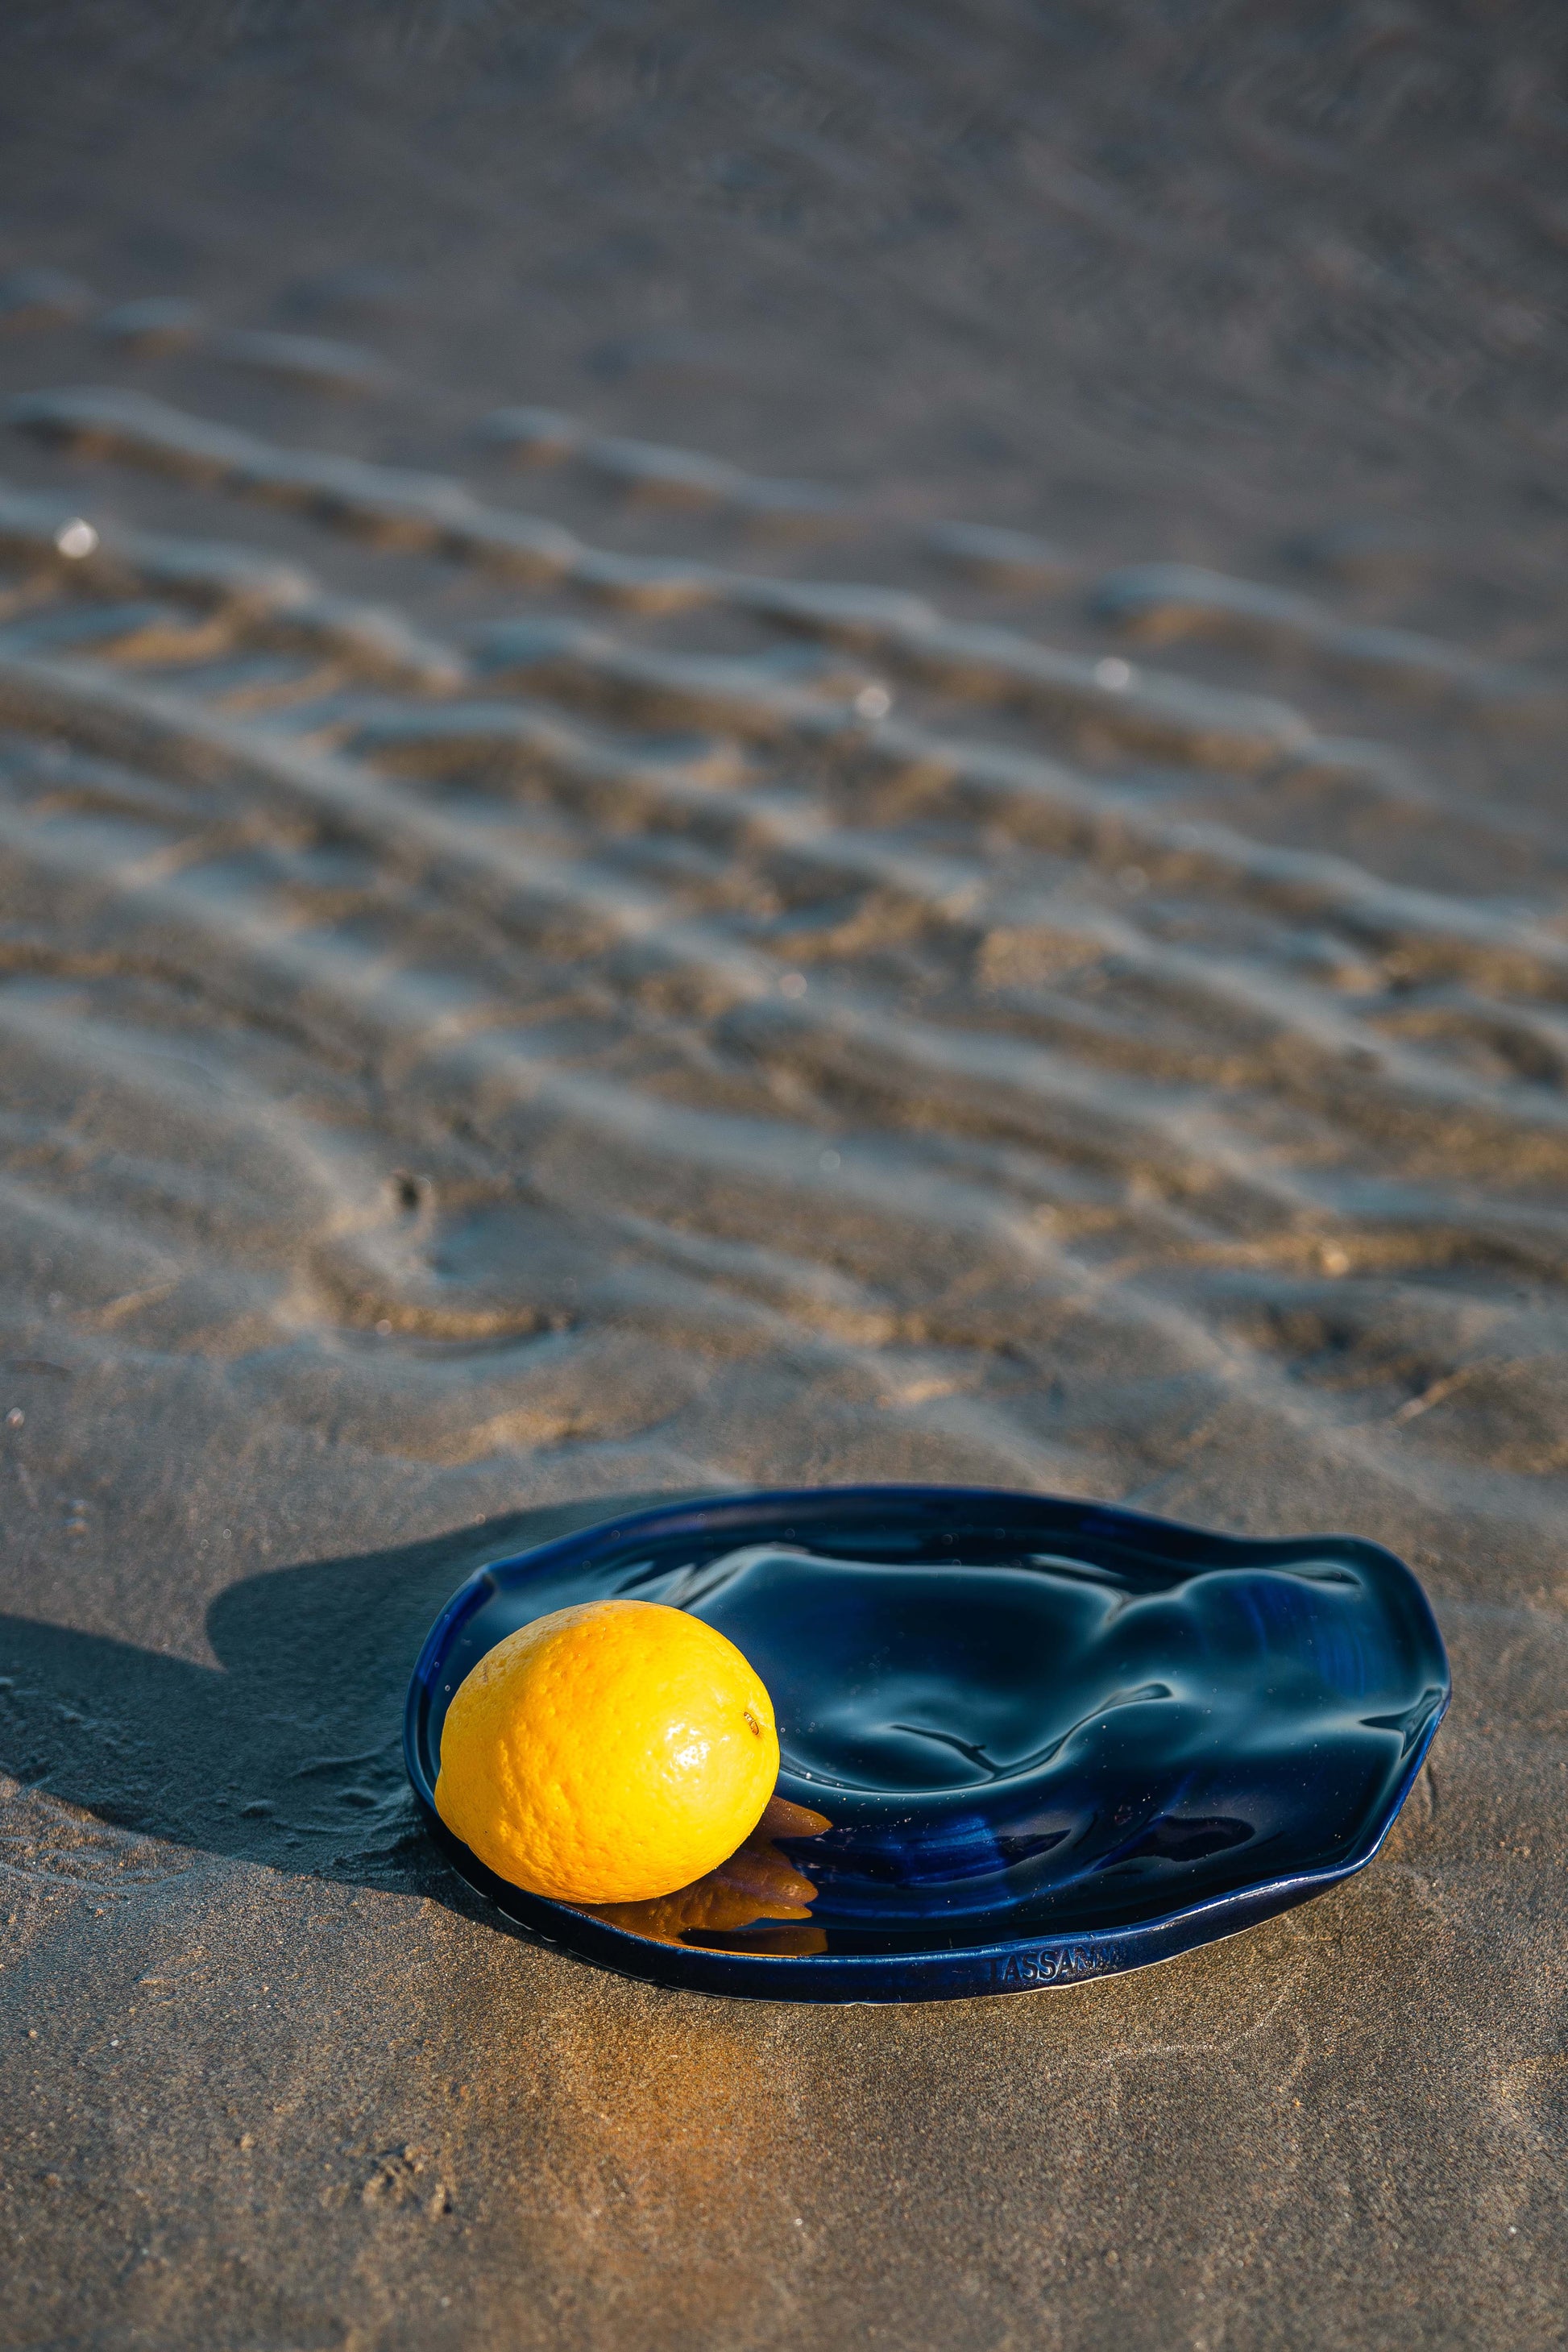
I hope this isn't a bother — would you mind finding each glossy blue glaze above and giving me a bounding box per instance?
[404,1487,1448,2002]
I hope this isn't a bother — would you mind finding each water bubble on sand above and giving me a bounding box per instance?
[1093,656,1134,691]
[779,972,808,998]
[54,517,98,558]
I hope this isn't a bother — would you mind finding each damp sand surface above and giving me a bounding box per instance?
[0,7,1566,2347]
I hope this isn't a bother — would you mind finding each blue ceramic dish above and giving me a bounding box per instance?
[404,1486,1448,2003]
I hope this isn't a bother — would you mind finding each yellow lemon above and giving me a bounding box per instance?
[433,1598,780,1904]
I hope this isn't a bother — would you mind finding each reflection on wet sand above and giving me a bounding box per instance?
[573,1794,832,1954]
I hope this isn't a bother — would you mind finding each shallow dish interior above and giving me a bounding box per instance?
[404,1486,1448,2000]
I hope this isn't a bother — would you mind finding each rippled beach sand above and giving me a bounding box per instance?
[0,6,1565,2345]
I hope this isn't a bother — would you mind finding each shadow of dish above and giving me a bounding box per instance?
[0,1491,704,1919]
[570,1794,833,1956]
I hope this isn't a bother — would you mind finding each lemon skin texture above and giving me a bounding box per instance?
[433,1598,780,1904]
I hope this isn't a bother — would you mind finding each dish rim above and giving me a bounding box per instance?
[402,1483,1449,2004]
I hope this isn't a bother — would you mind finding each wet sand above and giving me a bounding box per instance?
[1,6,1566,2344]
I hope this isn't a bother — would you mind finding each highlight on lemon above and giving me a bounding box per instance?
[433,1597,780,1906]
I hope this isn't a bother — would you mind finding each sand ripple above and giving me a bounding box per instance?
[0,342,1562,1542]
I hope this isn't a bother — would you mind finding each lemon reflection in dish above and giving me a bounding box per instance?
[574,1794,831,1952]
